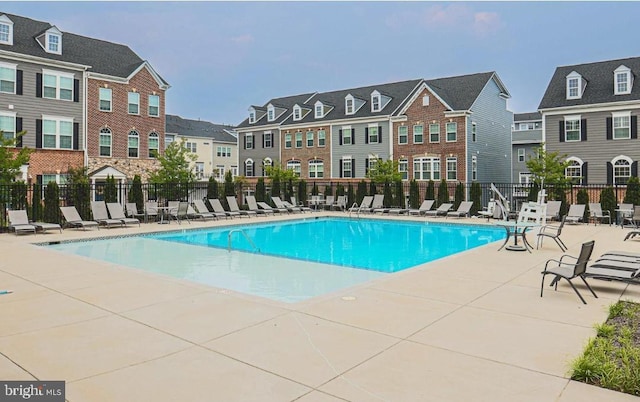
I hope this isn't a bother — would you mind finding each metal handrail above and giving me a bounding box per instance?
[227,229,260,253]
[348,202,359,218]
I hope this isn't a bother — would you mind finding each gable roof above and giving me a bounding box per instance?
[425,71,507,111]
[0,12,168,86]
[236,92,316,128]
[166,115,237,143]
[539,56,640,110]
[514,112,541,122]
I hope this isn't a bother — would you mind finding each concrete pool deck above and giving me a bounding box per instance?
[1,212,639,401]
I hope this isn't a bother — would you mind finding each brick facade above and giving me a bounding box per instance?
[395,88,467,182]
[23,149,84,179]
[280,126,331,179]
[87,66,166,180]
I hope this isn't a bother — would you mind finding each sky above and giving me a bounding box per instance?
[2,1,639,126]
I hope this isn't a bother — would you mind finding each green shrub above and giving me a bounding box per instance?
[31,182,43,222]
[454,182,464,209]
[43,181,60,224]
[104,175,117,203]
[624,176,640,206]
[393,179,404,208]
[382,181,393,207]
[128,175,144,213]
[470,181,482,216]
[409,179,420,209]
[356,180,367,204]
[577,188,590,221]
[600,187,617,221]
[425,180,435,201]
[346,183,354,208]
[207,176,220,203]
[297,180,308,205]
[436,179,449,206]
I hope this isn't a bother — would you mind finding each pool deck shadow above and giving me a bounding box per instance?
[1,212,638,401]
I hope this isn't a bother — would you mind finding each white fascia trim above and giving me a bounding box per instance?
[0,110,17,118]
[128,61,170,90]
[41,114,74,122]
[0,50,90,71]
[391,80,424,116]
[390,115,408,122]
[444,111,471,118]
[540,101,640,115]
[468,73,510,111]
[0,60,17,69]
[87,72,129,84]
[284,115,392,129]
[42,68,75,78]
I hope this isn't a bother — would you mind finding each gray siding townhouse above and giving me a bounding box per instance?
[165,115,237,181]
[539,56,640,185]
[512,112,542,183]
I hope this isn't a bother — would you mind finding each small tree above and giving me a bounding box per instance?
[470,181,482,216]
[104,175,118,203]
[0,130,32,185]
[148,140,197,201]
[369,181,377,196]
[409,179,420,209]
[311,182,319,196]
[128,174,144,214]
[324,184,333,197]
[436,179,449,206]
[346,182,354,207]
[453,182,465,209]
[10,181,28,211]
[206,176,219,203]
[425,180,435,200]
[382,181,393,207]
[335,183,345,197]
[356,180,367,204]
[255,177,266,203]
[366,159,401,183]
[393,179,404,208]
[223,170,235,196]
[527,181,540,202]
[31,182,43,222]
[297,179,308,205]
[66,166,91,219]
[600,186,617,221]
[285,178,295,202]
[623,176,640,206]
[270,177,281,204]
[43,181,60,224]
[526,145,571,188]
[576,188,590,221]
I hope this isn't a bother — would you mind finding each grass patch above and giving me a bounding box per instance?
[571,300,640,396]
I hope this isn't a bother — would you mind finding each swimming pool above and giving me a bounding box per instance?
[45,217,504,302]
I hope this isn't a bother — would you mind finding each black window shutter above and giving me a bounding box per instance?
[339,159,343,178]
[36,73,42,98]
[243,135,246,149]
[365,128,369,144]
[581,162,588,185]
[73,123,79,150]
[243,163,246,176]
[36,119,42,148]
[631,116,638,139]
[352,158,356,177]
[352,128,355,145]
[378,126,383,143]
[606,162,613,184]
[339,129,343,145]
[36,175,43,185]
[73,79,79,102]
[15,117,22,147]
[606,117,613,140]
[16,70,23,95]
[559,121,565,142]
[365,158,369,175]
[633,161,638,177]
[581,119,587,141]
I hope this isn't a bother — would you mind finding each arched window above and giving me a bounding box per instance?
[565,157,583,182]
[262,157,272,176]
[612,156,632,185]
[148,132,159,158]
[287,160,301,177]
[128,130,139,158]
[99,127,111,157]
[245,158,254,177]
[309,159,324,179]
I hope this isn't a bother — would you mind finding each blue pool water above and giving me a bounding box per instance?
[45,218,505,302]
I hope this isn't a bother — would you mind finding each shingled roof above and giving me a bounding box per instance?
[426,71,504,110]
[236,92,316,128]
[166,115,236,143]
[514,112,541,121]
[0,12,168,85]
[539,56,640,110]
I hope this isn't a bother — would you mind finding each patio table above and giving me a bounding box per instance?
[495,221,539,253]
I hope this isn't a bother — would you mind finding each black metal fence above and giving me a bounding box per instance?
[0,180,632,231]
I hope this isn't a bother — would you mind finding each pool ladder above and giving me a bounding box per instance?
[227,229,260,253]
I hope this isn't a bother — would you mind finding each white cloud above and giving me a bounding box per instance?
[473,12,502,36]
[231,34,254,44]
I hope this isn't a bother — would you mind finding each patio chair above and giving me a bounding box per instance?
[290,196,312,212]
[447,201,473,218]
[617,203,634,227]
[565,204,586,224]
[584,265,640,285]
[323,195,335,211]
[208,198,238,218]
[226,196,257,218]
[246,196,274,215]
[588,202,611,226]
[90,201,123,228]
[8,210,62,234]
[536,215,567,252]
[545,201,562,221]
[332,195,348,211]
[257,201,283,214]
[60,206,99,230]
[145,201,159,222]
[408,200,435,216]
[191,199,220,220]
[622,205,640,228]
[272,196,301,213]
[540,240,597,304]
[7,210,36,235]
[368,194,385,214]
[106,203,140,227]
[169,201,191,224]
[348,195,373,214]
[125,202,146,222]
[424,203,453,217]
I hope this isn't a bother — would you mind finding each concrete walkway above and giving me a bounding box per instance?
[1,213,639,401]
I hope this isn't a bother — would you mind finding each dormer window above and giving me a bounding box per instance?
[248,108,256,124]
[267,104,275,122]
[345,95,354,115]
[315,102,323,118]
[614,65,632,95]
[293,105,301,121]
[371,91,381,112]
[0,15,14,45]
[43,27,63,55]
[566,71,583,100]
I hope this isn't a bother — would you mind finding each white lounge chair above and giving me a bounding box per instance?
[8,210,62,234]
[246,196,274,215]
[227,196,256,217]
[424,203,453,217]
[91,201,123,228]
[447,201,473,218]
[208,198,238,218]
[107,203,140,226]
[565,204,586,224]
[60,206,99,230]
[191,199,220,220]
[408,200,435,216]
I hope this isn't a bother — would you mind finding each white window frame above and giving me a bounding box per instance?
[471,155,477,181]
[612,111,631,140]
[46,32,62,55]
[99,87,112,111]
[148,94,160,117]
[368,125,379,143]
[446,122,457,142]
[0,61,16,94]
[565,157,583,181]
[43,69,73,101]
[345,95,354,115]
[371,91,381,112]
[612,156,632,185]
[195,162,205,179]
[446,157,457,181]
[429,123,440,143]
[519,172,532,185]
[286,160,301,177]
[614,65,632,95]
[99,128,112,157]
[0,111,16,142]
[517,148,525,163]
[267,105,275,122]
[399,159,408,181]
[317,130,326,147]
[0,16,14,45]
[342,158,353,178]
[245,133,254,149]
[293,105,301,121]
[128,130,139,157]
[413,124,423,144]
[42,115,73,150]
[566,71,582,100]
[263,131,272,148]
[398,125,408,144]
[248,108,256,123]
[342,126,352,145]
[245,158,254,177]
[284,133,292,148]
[413,156,440,181]
[472,122,477,142]
[306,130,314,147]
[185,141,197,153]
[262,157,273,174]
[165,134,175,149]
[564,115,581,142]
[128,92,140,115]
[309,159,324,179]
[295,131,303,148]
[314,102,323,118]
[148,132,159,158]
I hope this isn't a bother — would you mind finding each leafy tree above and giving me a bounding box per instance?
[554,184,569,217]
[128,174,144,214]
[366,159,401,183]
[576,188,590,221]
[369,181,376,196]
[43,181,60,224]
[311,182,319,196]
[454,182,465,209]
[10,181,27,211]
[206,176,219,203]
[255,177,266,202]
[470,181,482,216]
[409,179,420,209]
[297,179,308,205]
[600,186,617,221]
[66,166,91,219]
[346,182,354,208]
[436,179,449,206]
[527,181,540,202]
[382,181,393,207]
[285,178,295,202]
[324,184,333,197]
[623,176,640,206]
[265,163,298,183]
[148,140,196,201]
[31,182,43,222]
[425,180,435,200]
[356,180,367,204]
[104,175,118,203]
[393,179,404,208]
[526,145,571,187]
[223,170,235,196]
[0,131,32,185]
[270,177,281,204]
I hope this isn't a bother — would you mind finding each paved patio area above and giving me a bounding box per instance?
[1,212,639,401]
